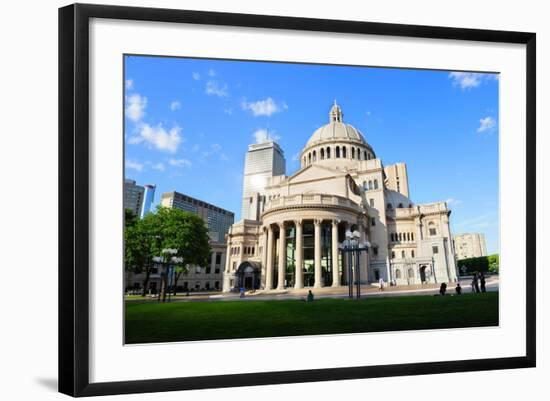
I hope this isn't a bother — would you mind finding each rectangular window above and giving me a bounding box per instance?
[373,246,378,256]
[429,228,437,236]
[215,253,221,264]
[371,218,376,226]
[432,246,439,254]
[369,198,374,207]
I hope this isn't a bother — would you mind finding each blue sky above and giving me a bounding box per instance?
[124,55,499,254]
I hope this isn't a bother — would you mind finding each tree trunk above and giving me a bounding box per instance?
[173,272,182,296]
[141,269,151,297]
[160,270,168,302]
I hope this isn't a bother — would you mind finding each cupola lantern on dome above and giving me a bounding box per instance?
[329,100,343,123]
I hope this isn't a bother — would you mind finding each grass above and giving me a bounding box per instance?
[125,292,499,344]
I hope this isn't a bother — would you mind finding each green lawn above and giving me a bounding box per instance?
[125,292,499,344]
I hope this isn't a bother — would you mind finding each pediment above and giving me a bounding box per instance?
[287,164,344,184]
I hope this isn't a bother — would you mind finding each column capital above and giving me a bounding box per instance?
[277,221,286,230]
[293,218,303,227]
[314,218,323,226]
[332,219,341,227]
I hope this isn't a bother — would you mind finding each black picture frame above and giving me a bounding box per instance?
[59,3,536,397]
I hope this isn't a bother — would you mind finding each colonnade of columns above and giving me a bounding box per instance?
[263,218,361,290]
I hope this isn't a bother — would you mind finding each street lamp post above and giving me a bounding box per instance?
[339,230,371,299]
[153,248,182,302]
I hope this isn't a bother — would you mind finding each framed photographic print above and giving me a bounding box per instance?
[58,3,536,397]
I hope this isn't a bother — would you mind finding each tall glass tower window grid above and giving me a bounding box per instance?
[241,142,286,220]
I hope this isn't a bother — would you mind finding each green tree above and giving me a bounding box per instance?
[124,206,211,300]
[125,210,159,296]
[488,254,499,273]
[150,207,211,302]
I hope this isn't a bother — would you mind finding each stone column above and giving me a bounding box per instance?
[224,243,231,273]
[277,222,286,290]
[239,243,244,265]
[342,221,350,284]
[331,219,340,287]
[314,219,323,288]
[265,225,274,290]
[210,251,216,274]
[261,228,268,287]
[294,219,304,289]
[359,221,370,285]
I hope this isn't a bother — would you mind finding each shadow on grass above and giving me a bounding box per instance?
[125,292,499,344]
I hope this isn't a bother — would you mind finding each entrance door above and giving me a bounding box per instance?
[244,276,253,289]
[420,266,427,283]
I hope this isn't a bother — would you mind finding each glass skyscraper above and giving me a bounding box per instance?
[241,141,286,221]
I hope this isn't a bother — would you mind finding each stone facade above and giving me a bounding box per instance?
[454,233,488,260]
[223,102,458,292]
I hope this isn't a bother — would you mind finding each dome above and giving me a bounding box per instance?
[306,101,367,147]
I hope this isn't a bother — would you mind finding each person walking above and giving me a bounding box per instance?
[472,273,480,293]
[480,272,487,293]
[307,289,314,302]
[379,277,384,292]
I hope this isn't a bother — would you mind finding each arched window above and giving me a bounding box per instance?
[387,203,393,210]
[411,250,415,258]
[342,146,347,158]
[368,180,373,190]
[396,269,402,279]
[326,147,331,159]
[312,150,317,161]
[408,268,415,278]
[406,233,410,241]
[401,250,405,258]
[336,146,340,158]
[391,251,395,258]
[398,203,403,208]
[357,148,361,160]
[398,233,402,241]
[390,233,394,242]
[374,179,379,189]
[411,233,414,241]
[303,157,306,165]
[351,148,355,159]
[364,151,368,160]
[320,148,325,160]
[308,153,311,164]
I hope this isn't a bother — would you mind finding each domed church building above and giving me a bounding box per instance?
[222,102,458,292]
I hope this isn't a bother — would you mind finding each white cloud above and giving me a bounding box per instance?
[448,72,498,90]
[125,79,134,90]
[205,80,228,97]
[129,123,182,153]
[252,128,281,144]
[208,68,216,77]
[169,158,192,168]
[220,153,229,162]
[151,162,165,171]
[241,97,286,117]
[170,101,181,111]
[192,72,201,81]
[477,116,497,133]
[125,93,147,122]
[125,159,143,172]
[445,198,463,206]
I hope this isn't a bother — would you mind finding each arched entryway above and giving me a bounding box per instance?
[420,265,427,283]
[235,261,261,290]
